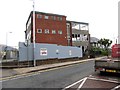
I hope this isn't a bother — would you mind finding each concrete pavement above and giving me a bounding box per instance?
[1,56,107,78]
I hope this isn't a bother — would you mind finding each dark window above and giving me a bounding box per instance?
[52,30,56,34]
[75,34,77,38]
[58,30,62,34]
[45,15,49,19]
[37,14,42,19]
[45,29,49,34]
[78,34,80,37]
[58,17,62,21]
[72,34,74,38]
[37,29,42,33]
[51,16,56,20]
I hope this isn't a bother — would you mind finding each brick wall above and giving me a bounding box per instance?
[31,13,68,46]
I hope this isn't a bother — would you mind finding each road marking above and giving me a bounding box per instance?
[77,77,87,90]
[111,85,120,90]
[63,75,120,90]
[0,65,76,81]
[88,77,119,83]
[1,59,93,82]
[1,64,78,82]
[89,75,93,77]
[62,77,86,90]
[0,72,41,82]
[0,65,76,82]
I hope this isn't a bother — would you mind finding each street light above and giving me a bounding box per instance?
[6,32,12,60]
[31,0,36,67]
[33,0,36,67]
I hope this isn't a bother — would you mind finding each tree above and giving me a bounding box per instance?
[98,38,103,48]
[98,38,112,56]
[98,38,112,49]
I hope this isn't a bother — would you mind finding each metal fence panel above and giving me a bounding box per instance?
[35,43,57,60]
[19,42,83,61]
[19,42,33,61]
[58,46,82,59]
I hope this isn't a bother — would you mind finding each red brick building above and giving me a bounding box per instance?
[25,11,68,46]
[25,11,90,52]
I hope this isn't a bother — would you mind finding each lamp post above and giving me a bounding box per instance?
[32,0,36,67]
[6,32,12,60]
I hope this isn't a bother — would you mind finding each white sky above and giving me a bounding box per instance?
[0,0,119,47]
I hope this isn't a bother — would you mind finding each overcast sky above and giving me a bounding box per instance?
[0,0,119,47]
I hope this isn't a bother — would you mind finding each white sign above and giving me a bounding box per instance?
[69,50,72,56]
[40,48,47,56]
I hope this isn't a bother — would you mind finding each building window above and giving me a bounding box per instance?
[45,15,49,19]
[78,34,80,37]
[52,30,56,34]
[75,34,77,38]
[45,29,49,34]
[51,16,56,20]
[58,17,62,21]
[37,29,42,33]
[37,14,42,19]
[72,34,74,38]
[58,30,62,34]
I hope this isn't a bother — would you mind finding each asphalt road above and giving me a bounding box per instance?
[2,60,95,88]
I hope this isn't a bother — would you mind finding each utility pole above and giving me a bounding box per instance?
[32,0,36,67]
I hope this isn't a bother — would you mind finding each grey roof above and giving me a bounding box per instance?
[90,37,99,43]
[0,44,17,51]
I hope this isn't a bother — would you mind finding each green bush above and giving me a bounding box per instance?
[101,50,107,56]
[90,47,110,56]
